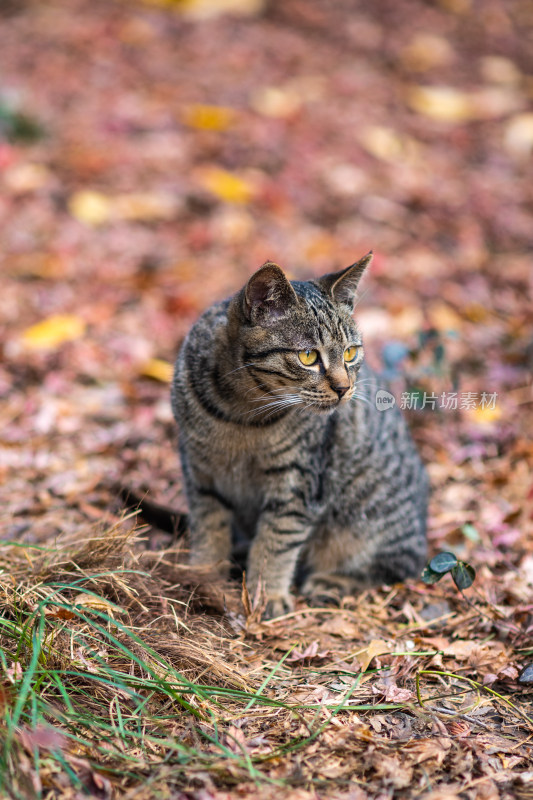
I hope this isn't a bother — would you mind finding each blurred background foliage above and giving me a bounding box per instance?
[0,0,532,563]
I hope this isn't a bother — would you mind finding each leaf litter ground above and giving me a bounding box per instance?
[0,0,532,798]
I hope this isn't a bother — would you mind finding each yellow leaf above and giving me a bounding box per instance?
[466,404,502,426]
[171,0,264,19]
[69,190,178,225]
[140,358,174,383]
[182,104,236,131]
[214,207,254,243]
[74,593,124,616]
[250,86,301,118]
[428,302,463,332]
[359,126,404,162]
[480,56,521,85]
[437,0,470,13]
[69,190,112,226]
[21,314,86,350]
[407,85,522,123]
[400,34,454,72]
[113,192,178,221]
[3,163,51,194]
[197,167,254,204]
[357,639,391,673]
[504,113,533,159]
[407,86,472,122]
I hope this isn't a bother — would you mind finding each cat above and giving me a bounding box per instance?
[171,253,428,619]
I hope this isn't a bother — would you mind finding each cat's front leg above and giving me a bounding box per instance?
[186,486,233,575]
[246,509,311,619]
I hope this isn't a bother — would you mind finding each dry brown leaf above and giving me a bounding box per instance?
[319,614,360,638]
[403,737,452,765]
[18,724,67,754]
[370,752,413,788]
[357,639,391,672]
[286,640,330,662]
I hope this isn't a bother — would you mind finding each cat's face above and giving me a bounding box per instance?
[230,254,371,417]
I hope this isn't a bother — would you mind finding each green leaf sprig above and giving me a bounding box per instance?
[422,551,476,590]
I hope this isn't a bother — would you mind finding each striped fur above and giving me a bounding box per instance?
[171,255,428,618]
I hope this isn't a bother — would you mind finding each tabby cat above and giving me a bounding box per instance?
[171,254,428,618]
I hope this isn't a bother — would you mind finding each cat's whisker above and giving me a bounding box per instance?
[244,396,304,418]
[350,392,372,406]
[263,402,303,420]
[250,388,302,401]
[352,287,370,310]
[254,401,303,421]
[260,400,302,413]
[250,387,301,401]
[244,385,298,400]
[225,362,260,377]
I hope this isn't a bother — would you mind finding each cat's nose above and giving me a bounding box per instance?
[331,383,350,399]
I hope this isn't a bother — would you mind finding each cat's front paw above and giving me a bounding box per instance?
[301,574,351,607]
[263,594,294,620]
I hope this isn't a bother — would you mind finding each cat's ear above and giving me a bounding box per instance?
[243,262,298,325]
[318,251,372,310]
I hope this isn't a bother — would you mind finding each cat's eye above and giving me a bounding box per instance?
[344,346,359,363]
[298,349,318,366]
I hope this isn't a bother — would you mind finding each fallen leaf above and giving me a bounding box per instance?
[480,56,521,85]
[139,358,174,383]
[357,639,391,673]
[465,404,502,426]
[504,113,533,159]
[69,190,178,225]
[287,640,330,662]
[383,684,413,703]
[403,737,451,765]
[407,85,522,122]
[74,593,123,616]
[319,614,360,638]
[68,190,112,225]
[5,662,23,683]
[400,33,454,72]
[359,126,415,163]
[3,162,51,193]
[250,86,302,118]
[169,0,264,19]
[370,752,413,788]
[44,606,77,621]
[373,680,414,703]
[18,724,67,754]
[21,314,86,350]
[197,167,255,204]
[112,192,178,221]
[498,665,519,680]
[182,104,236,131]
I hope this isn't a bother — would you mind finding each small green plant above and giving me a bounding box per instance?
[0,101,45,143]
[422,551,476,590]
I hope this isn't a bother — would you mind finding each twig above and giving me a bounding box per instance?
[416,669,533,732]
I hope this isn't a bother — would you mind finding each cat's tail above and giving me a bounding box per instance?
[117,485,189,536]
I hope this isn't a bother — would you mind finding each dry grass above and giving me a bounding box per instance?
[0,519,531,800]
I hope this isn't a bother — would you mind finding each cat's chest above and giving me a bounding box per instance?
[213,448,262,491]
[212,450,265,521]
